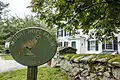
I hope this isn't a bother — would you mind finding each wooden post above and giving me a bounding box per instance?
[27,66,38,80]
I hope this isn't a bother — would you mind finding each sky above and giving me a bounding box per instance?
[1,0,34,18]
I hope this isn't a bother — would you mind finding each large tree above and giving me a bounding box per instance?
[31,0,120,41]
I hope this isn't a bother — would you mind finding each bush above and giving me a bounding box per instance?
[0,45,5,50]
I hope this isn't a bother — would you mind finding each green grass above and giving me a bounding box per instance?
[0,67,72,80]
[0,54,13,60]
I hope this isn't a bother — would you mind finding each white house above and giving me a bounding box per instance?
[56,28,120,54]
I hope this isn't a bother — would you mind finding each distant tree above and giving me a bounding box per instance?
[0,16,56,45]
[0,1,9,19]
[31,0,120,41]
[0,1,9,45]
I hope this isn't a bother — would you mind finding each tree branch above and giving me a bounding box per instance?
[66,1,108,25]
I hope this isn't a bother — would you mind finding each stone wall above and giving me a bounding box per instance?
[59,54,120,80]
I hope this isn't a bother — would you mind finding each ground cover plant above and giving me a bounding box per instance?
[0,54,13,60]
[0,67,72,80]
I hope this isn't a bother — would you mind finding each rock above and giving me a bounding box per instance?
[96,72,102,76]
[83,64,90,70]
[79,77,87,80]
[112,68,120,80]
[90,73,96,78]
[96,58,108,62]
[79,63,84,67]
[71,63,80,67]
[79,68,84,72]
[59,55,120,80]
[72,67,81,76]
[104,72,110,77]
[111,62,120,67]
[103,76,116,80]
[80,55,95,62]
[91,58,97,62]
[81,70,89,77]
[73,56,83,62]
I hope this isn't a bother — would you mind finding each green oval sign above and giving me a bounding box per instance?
[10,27,57,66]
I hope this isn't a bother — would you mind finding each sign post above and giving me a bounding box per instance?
[10,27,57,80]
[27,66,37,80]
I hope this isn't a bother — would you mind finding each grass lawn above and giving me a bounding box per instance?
[0,54,13,60]
[0,67,72,80]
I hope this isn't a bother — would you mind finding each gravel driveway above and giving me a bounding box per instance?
[0,60,26,73]
[0,59,47,73]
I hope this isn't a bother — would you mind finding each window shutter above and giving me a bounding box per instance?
[61,30,63,37]
[102,43,105,50]
[88,41,90,51]
[57,30,59,37]
[96,41,98,51]
[114,37,118,50]
[64,30,66,36]
[69,32,71,36]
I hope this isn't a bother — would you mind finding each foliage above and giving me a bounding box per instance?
[0,1,9,45]
[0,54,13,60]
[0,16,56,45]
[0,45,5,50]
[0,67,72,80]
[31,0,120,41]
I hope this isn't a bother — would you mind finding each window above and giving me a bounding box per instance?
[57,29,63,37]
[102,37,118,51]
[64,30,69,36]
[105,40,113,50]
[113,37,118,50]
[58,42,62,47]
[71,41,76,49]
[76,31,80,35]
[88,40,98,51]
[64,42,68,47]
[69,32,71,36]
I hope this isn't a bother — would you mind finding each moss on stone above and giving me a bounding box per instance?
[95,77,100,80]
[64,54,91,61]
[70,54,83,61]
[89,63,96,73]
[87,56,96,63]
[108,57,120,63]
[70,54,90,61]
[73,56,84,62]
[64,54,75,60]
[64,54,120,63]
[102,66,108,72]
[95,54,113,60]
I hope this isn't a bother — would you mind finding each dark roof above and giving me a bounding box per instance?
[57,47,77,54]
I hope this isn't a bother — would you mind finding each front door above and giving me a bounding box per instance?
[80,38,86,53]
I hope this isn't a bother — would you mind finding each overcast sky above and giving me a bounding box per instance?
[1,0,34,18]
